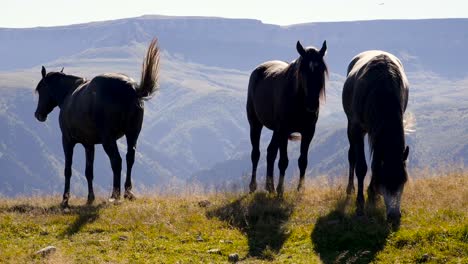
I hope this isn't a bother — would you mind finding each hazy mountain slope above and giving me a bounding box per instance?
[0,16,467,196]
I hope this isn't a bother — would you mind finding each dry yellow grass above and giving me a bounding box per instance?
[0,171,466,263]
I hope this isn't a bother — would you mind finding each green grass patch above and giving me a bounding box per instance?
[0,173,466,263]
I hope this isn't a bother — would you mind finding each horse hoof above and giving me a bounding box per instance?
[108,198,122,205]
[111,190,121,200]
[356,205,365,216]
[249,182,257,193]
[124,190,136,201]
[297,184,305,192]
[86,198,95,206]
[276,185,284,197]
[266,184,275,193]
[60,200,70,209]
[346,185,355,195]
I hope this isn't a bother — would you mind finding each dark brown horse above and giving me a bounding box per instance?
[247,41,328,196]
[34,39,160,207]
[342,50,409,221]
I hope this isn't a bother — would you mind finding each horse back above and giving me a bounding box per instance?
[343,51,409,128]
[60,73,142,144]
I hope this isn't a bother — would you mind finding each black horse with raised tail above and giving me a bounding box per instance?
[246,40,328,196]
[342,50,410,221]
[34,39,160,207]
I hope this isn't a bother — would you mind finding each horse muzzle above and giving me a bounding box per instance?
[383,188,403,222]
[35,112,47,122]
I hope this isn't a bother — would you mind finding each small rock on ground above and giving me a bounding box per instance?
[35,246,56,257]
[198,200,211,208]
[207,248,221,254]
[420,253,431,262]
[228,253,239,262]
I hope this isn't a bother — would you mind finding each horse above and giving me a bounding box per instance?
[246,40,328,196]
[342,50,410,221]
[34,39,160,208]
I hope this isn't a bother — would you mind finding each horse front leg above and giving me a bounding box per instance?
[276,134,289,197]
[266,132,280,193]
[297,130,314,192]
[84,144,95,205]
[61,137,75,208]
[103,140,122,201]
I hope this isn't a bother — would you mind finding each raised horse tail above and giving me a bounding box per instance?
[137,38,160,100]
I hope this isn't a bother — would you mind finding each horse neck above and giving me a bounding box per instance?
[52,75,85,108]
[371,115,405,162]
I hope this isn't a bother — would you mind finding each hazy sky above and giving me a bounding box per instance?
[1,0,467,28]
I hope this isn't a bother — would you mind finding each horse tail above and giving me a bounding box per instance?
[288,133,302,141]
[137,38,160,100]
[403,111,416,134]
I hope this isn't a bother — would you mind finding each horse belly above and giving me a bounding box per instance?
[252,97,276,130]
[68,120,101,144]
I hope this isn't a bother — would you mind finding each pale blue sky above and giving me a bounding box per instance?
[1,0,467,28]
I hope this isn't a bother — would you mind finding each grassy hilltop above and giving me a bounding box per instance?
[0,172,466,264]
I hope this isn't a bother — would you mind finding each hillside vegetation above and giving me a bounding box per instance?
[0,172,467,263]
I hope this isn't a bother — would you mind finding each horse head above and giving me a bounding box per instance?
[296,40,328,113]
[34,66,69,122]
[376,145,409,221]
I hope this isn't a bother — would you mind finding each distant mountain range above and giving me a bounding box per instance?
[0,16,467,196]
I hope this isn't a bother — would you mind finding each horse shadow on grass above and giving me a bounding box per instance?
[311,195,398,264]
[1,201,106,238]
[207,192,296,259]
[59,202,107,237]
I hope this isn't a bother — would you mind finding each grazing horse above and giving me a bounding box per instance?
[247,40,328,195]
[342,50,409,220]
[34,39,160,207]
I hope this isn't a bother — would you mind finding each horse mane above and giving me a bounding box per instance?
[36,72,86,92]
[363,55,406,157]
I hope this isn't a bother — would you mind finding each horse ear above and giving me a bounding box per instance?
[319,40,327,57]
[403,146,409,161]
[296,41,306,57]
[41,66,46,78]
[60,67,64,73]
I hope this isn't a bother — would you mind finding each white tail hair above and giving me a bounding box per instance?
[404,111,416,134]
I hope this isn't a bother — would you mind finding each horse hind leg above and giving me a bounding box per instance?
[61,138,76,208]
[276,134,289,197]
[123,134,139,201]
[248,121,262,193]
[265,132,280,193]
[350,125,367,215]
[84,144,95,205]
[102,140,122,201]
[123,110,143,200]
[346,123,356,195]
